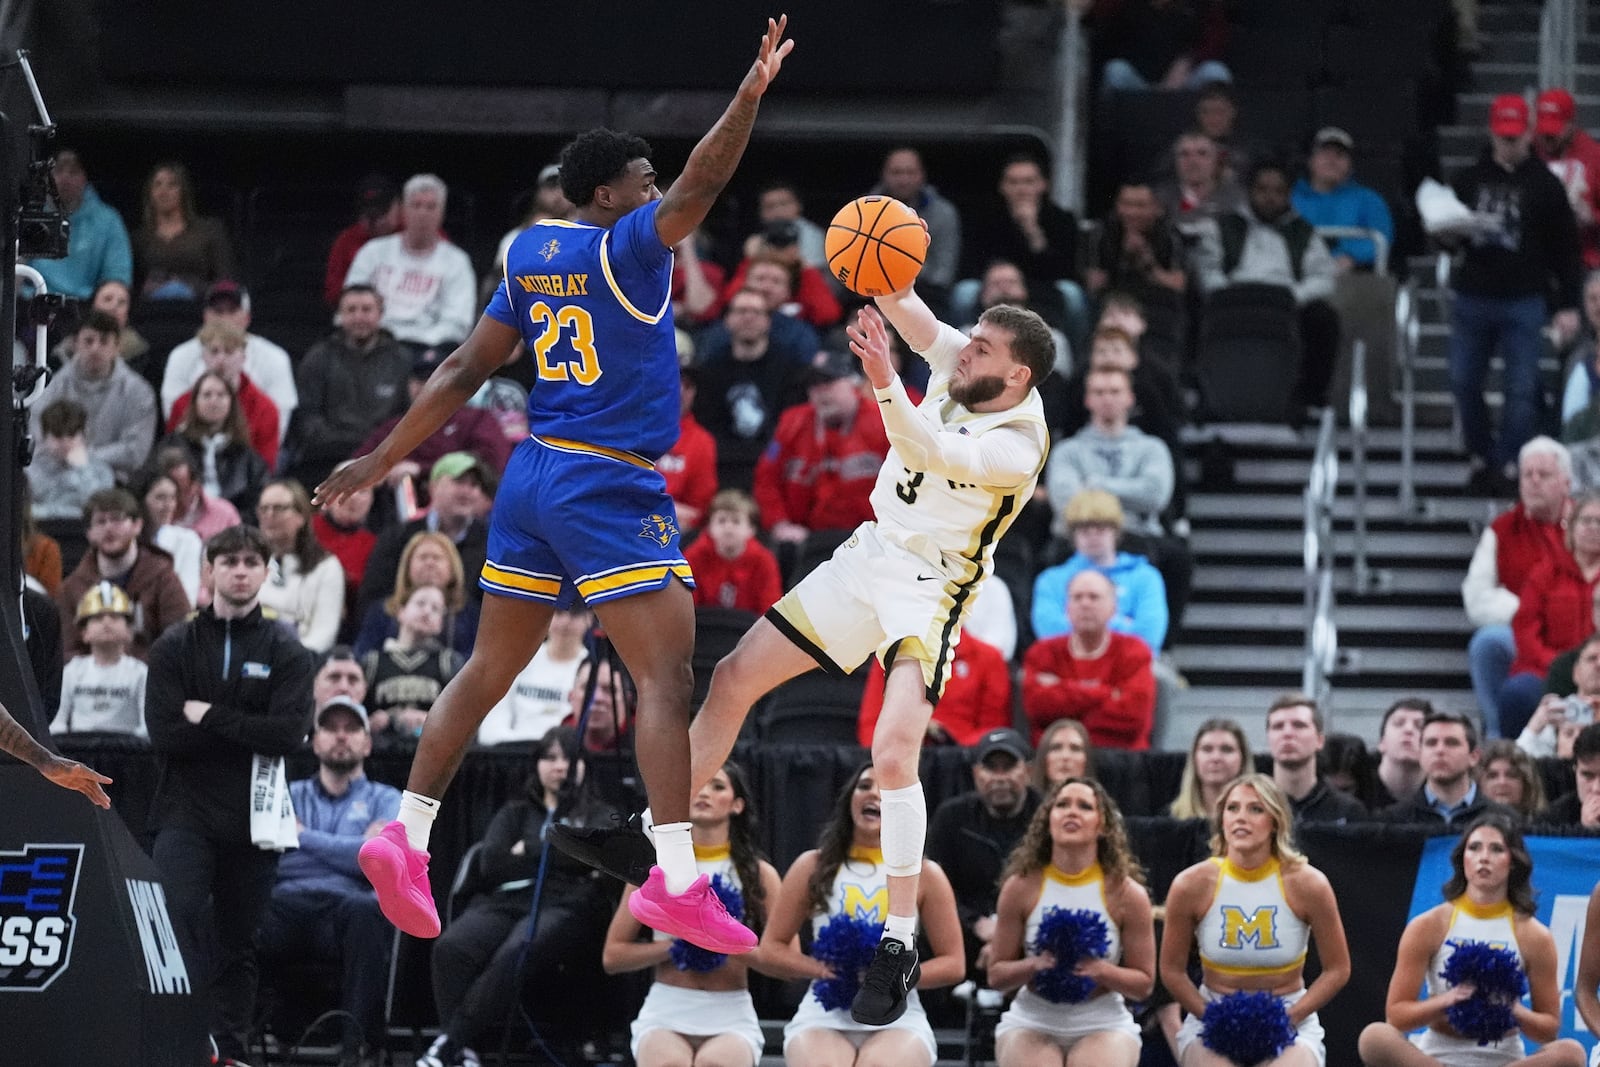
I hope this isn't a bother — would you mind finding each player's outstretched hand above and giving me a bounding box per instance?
[846,306,895,390]
[738,15,794,101]
[41,756,112,809]
[313,451,391,508]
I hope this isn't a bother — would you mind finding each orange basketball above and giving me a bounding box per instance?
[824,195,928,297]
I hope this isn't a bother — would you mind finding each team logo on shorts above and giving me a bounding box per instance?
[540,239,560,262]
[639,514,680,547]
[0,843,84,991]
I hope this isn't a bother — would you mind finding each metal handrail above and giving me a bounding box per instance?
[1303,407,1338,710]
[1053,4,1088,215]
[1395,279,1422,514]
[1348,339,1371,591]
[14,264,49,406]
[1541,0,1578,93]
[1312,225,1391,277]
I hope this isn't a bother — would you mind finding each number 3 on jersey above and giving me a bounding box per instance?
[529,302,601,385]
[896,469,925,504]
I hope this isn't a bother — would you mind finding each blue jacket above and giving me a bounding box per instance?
[274,773,402,897]
[1290,178,1393,268]
[28,186,133,299]
[1031,551,1168,651]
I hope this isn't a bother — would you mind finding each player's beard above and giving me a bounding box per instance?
[950,373,1006,409]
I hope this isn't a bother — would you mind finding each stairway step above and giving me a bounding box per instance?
[1183,601,1468,633]
[1222,457,1473,490]
[1173,644,1466,677]
[1191,563,1466,596]
[1190,527,1478,559]
[1187,493,1496,525]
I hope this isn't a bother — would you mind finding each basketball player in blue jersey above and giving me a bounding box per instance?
[313,15,793,954]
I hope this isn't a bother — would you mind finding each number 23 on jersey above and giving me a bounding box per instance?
[529,301,601,385]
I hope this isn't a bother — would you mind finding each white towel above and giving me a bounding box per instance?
[249,754,300,852]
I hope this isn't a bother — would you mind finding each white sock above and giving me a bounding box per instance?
[883,912,917,949]
[878,782,927,878]
[398,791,440,852]
[652,821,698,894]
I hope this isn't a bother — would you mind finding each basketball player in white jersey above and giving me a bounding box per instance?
[686,281,1056,1026]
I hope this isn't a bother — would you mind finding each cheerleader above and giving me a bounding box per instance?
[604,762,781,1067]
[760,764,964,1067]
[1161,773,1351,1067]
[986,777,1155,1067]
[1356,812,1585,1067]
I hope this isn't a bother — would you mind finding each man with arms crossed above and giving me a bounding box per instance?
[313,17,793,954]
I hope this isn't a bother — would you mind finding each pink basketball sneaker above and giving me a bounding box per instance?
[358,821,441,939]
[627,866,757,954]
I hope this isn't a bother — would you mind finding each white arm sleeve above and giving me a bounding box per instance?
[872,376,1044,487]
[1461,528,1517,626]
[914,322,969,384]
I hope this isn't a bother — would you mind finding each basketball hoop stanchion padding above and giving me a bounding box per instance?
[0,95,205,1059]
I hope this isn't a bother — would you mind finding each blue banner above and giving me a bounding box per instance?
[1409,834,1598,1055]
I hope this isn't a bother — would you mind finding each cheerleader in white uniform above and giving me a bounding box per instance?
[1161,774,1351,1067]
[760,764,965,1067]
[987,777,1155,1067]
[1579,885,1600,1067]
[1356,813,1585,1067]
[603,762,782,1067]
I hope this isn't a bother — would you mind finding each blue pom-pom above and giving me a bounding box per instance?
[669,875,744,973]
[1199,990,1298,1066]
[1441,940,1527,1045]
[1029,907,1112,1004]
[811,912,885,1011]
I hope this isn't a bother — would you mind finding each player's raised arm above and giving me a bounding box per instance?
[872,283,942,355]
[655,15,794,249]
[0,697,112,808]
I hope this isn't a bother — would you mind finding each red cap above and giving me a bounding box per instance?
[1489,94,1530,137]
[1536,88,1577,135]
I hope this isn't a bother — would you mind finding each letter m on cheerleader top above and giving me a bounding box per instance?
[1198,857,1310,976]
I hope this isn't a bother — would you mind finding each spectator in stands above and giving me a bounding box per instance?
[1022,570,1156,750]
[28,148,132,300]
[1503,490,1600,738]
[926,727,1041,980]
[160,281,298,439]
[753,349,889,550]
[324,174,401,307]
[1032,489,1167,650]
[1383,711,1498,827]
[158,368,272,523]
[966,154,1079,286]
[135,466,203,605]
[1081,0,1230,92]
[566,657,635,756]
[257,694,399,1067]
[1535,89,1600,270]
[361,584,462,737]
[1541,582,1600,695]
[1462,436,1571,737]
[683,489,783,615]
[1195,157,1342,413]
[1153,131,1244,227]
[1539,722,1600,827]
[1165,716,1250,819]
[1364,698,1430,812]
[719,236,841,330]
[1033,719,1095,793]
[1517,641,1599,760]
[356,349,513,483]
[858,630,1011,748]
[963,578,1018,663]
[1560,273,1600,444]
[967,260,1073,375]
[691,289,805,490]
[421,726,612,1067]
[257,479,345,653]
[21,486,61,598]
[1449,95,1584,492]
[1265,693,1367,824]
[1051,325,1184,490]
[28,399,113,521]
[355,530,478,661]
[1087,181,1186,301]
[314,646,368,709]
[132,161,236,300]
[57,279,150,371]
[1291,127,1396,273]
[312,461,377,637]
[875,146,963,304]
[32,309,158,483]
[50,582,147,737]
[152,445,241,544]
[343,173,476,354]
[748,178,828,271]
[670,227,725,328]
[488,165,575,288]
[144,524,313,1065]
[658,365,717,534]
[477,604,591,746]
[166,319,282,467]
[356,452,490,624]
[59,488,191,661]
[1047,365,1192,639]
[1479,739,1546,822]
[1319,734,1371,802]
[289,283,410,489]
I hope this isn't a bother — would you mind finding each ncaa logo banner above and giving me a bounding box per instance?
[0,843,83,992]
[1409,834,1599,1056]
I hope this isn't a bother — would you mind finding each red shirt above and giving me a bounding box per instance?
[684,537,783,614]
[357,405,513,477]
[167,373,280,471]
[712,259,843,328]
[1511,548,1600,676]
[856,634,1012,747]
[1540,128,1600,268]
[1021,631,1156,751]
[659,413,719,531]
[326,222,376,305]
[752,398,889,532]
[1492,503,1567,598]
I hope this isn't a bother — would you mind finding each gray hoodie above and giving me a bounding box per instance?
[1047,424,1174,537]
[31,357,158,482]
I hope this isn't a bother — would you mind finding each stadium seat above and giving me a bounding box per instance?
[757,669,867,745]
[1194,284,1302,423]
[1314,83,1420,151]
[1224,27,1322,90]
[36,517,87,576]
[1232,88,1315,159]
[1106,89,1200,185]
[692,607,759,710]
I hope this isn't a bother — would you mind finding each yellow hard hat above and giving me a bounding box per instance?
[76,581,133,623]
